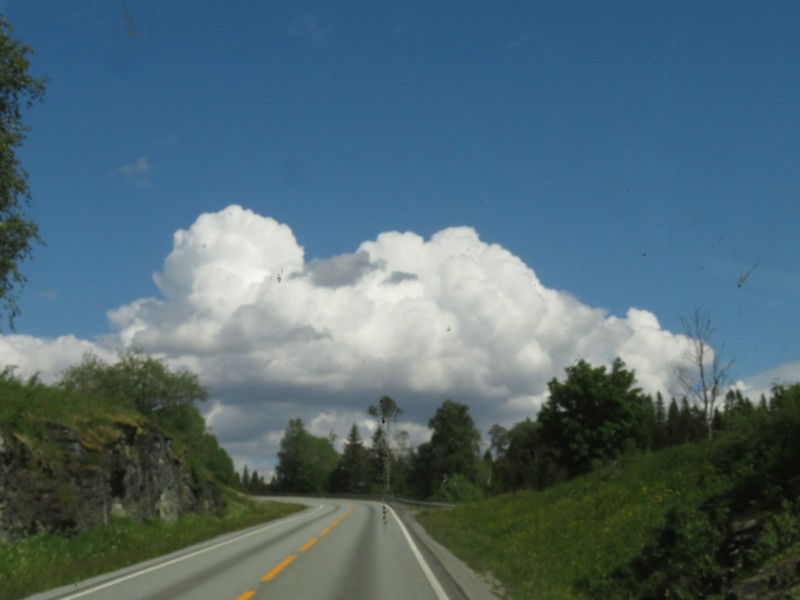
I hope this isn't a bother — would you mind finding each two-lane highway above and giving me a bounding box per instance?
[30,498,473,600]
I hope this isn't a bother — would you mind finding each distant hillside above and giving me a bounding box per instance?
[417,383,800,599]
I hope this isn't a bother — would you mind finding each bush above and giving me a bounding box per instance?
[431,474,484,504]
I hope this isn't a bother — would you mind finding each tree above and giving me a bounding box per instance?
[652,392,668,450]
[679,397,706,442]
[665,397,682,446]
[274,419,339,494]
[59,350,208,415]
[426,399,481,491]
[0,18,46,328]
[488,424,510,460]
[491,418,562,493]
[331,424,370,494]
[242,465,250,491]
[537,358,649,477]
[367,396,403,491]
[675,309,733,439]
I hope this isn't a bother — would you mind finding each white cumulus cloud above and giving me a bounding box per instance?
[0,204,719,475]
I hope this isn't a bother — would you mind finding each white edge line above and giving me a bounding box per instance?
[57,504,324,600]
[387,504,449,600]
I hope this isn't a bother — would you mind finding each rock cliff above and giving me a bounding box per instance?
[0,420,222,541]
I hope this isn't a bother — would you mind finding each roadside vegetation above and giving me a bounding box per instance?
[0,354,305,600]
[0,490,303,600]
[416,382,800,599]
[1,350,239,494]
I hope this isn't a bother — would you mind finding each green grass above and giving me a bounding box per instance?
[0,376,142,459]
[0,490,304,600]
[416,443,729,600]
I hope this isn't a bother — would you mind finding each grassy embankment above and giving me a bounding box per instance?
[417,401,800,600]
[419,444,717,599]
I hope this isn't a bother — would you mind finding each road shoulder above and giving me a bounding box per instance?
[393,505,503,600]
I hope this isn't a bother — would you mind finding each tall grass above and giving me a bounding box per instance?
[416,443,727,599]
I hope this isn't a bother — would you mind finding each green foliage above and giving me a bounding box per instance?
[578,502,729,600]
[331,424,370,494]
[196,432,238,487]
[538,358,649,477]
[274,419,339,494]
[0,371,138,458]
[241,467,269,494]
[59,350,208,415]
[367,395,403,423]
[654,393,666,442]
[747,499,800,566]
[367,417,392,492]
[416,382,800,598]
[579,382,800,599]
[0,17,46,328]
[431,473,485,504]
[367,396,404,493]
[417,442,718,599]
[1,353,238,507]
[491,418,565,493]
[425,399,481,490]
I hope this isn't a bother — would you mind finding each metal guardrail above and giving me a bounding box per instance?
[255,491,455,509]
[387,497,455,509]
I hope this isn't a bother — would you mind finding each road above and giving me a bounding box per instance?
[30,498,489,600]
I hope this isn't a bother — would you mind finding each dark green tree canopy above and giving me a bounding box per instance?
[426,399,481,486]
[537,358,648,477]
[331,424,370,494]
[492,419,543,492]
[274,418,339,494]
[0,18,45,327]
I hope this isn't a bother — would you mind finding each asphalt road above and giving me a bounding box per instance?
[30,498,492,600]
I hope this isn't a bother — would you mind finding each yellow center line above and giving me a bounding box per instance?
[248,503,355,595]
[299,537,318,552]
[331,505,353,525]
[261,553,297,582]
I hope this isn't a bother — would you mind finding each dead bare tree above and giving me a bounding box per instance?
[675,308,733,439]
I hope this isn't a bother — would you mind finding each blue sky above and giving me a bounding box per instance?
[2,1,798,474]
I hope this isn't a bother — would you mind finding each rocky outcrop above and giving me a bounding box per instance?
[0,420,221,541]
[719,512,800,599]
[725,554,800,599]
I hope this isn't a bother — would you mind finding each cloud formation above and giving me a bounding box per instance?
[116,156,151,186]
[0,205,754,476]
[118,156,151,177]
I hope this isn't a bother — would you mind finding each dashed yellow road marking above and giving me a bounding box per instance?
[299,537,318,552]
[261,553,297,582]
[246,503,355,596]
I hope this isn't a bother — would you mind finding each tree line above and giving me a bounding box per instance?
[263,356,776,503]
[258,395,484,502]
